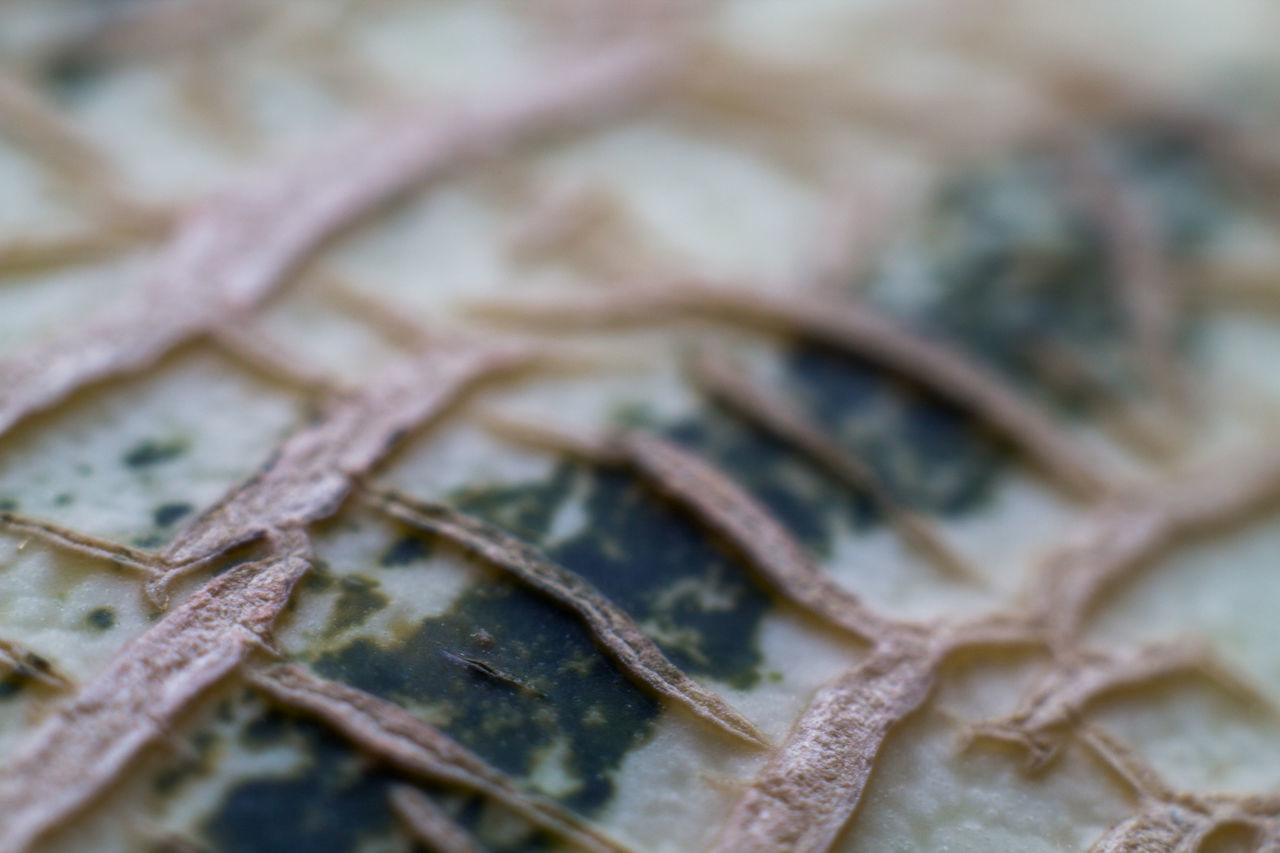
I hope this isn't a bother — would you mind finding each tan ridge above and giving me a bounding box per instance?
[0,342,542,607]
[0,511,164,579]
[707,632,941,853]
[248,663,635,853]
[470,282,1112,499]
[0,70,161,226]
[0,41,670,441]
[472,410,1280,852]
[0,528,312,853]
[1025,341,1182,461]
[1079,726,1273,853]
[965,641,1266,769]
[388,784,487,853]
[0,13,1277,853]
[690,351,982,583]
[615,430,897,642]
[0,227,143,277]
[0,637,71,691]
[149,341,539,601]
[1029,444,1280,646]
[367,489,770,748]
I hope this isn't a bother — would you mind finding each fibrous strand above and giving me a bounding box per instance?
[388,784,487,853]
[368,489,770,748]
[471,283,1111,499]
[708,635,941,853]
[0,40,669,442]
[160,342,536,573]
[966,642,1265,769]
[690,352,980,582]
[615,430,897,642]
[1030,443,1280,644]
[0,529,312,853]
[249,663,634,853]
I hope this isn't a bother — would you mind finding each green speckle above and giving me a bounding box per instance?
[317,575,660,814]
[153,502,194,527]
[209,125,1225,840]
[325,576,390,634]
[0,498,16,512]
[312,459,778,815]
[123,437,188,469]
[85,608,115,631]
[52,493,73,507]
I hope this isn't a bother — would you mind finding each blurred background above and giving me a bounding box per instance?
[1,2,1279,852]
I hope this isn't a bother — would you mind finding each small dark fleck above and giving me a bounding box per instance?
[86,607,116,631]
[153,502,195,527]
[132,534,166,549]
[123,438,188,469]
[22,653,51,673]
[53,493,73,507]
[378,534,430,567]
[439,648,545,697]
[0,498,16,512]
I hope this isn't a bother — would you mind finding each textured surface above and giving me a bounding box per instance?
[1,2,1279,852]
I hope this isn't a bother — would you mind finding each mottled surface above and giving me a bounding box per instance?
[0,2,1278,852]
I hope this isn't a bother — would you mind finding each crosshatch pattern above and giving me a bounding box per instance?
[1,3,1280,852]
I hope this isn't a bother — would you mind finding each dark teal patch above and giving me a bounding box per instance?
[123,437,189,469]
[0,498,16,512]
[454,458,773,689]
[41,50,108,103]
[315,572,660,814]
[1105,126,1231,251]
[780,346,1002,517]
[304,561,334,592]
[213,708,559,852]
[325,576,390,635]
[85,607,115,631]
[239,125,1226,840]
[53,493,73,507]
[544,466,772,689]
[865,130,1227,403]
[665,406,871,555]
[153,502,195,527]
[206,712,401,853]
[378,533,430,567]
[453,463,577,542]
[908,155,1129,391]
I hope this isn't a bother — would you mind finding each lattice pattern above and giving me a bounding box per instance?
[0,3,1278,852]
